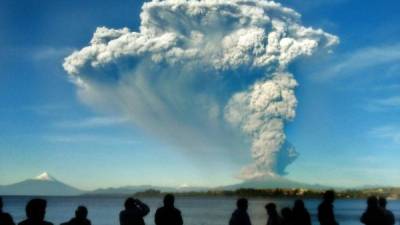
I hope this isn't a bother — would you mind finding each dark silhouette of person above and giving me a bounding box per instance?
[292,199,311,225]
[280,207,293,225]
[229,198,252,225]
[265,203,282,225]
[120,198,150,225]
[360,196,386,225]
[61,206,91,225]
[0,197,15,225]
[154,194,183,225]
[378,197,395,225]
[318,190,338,225]
[18,199,53,225]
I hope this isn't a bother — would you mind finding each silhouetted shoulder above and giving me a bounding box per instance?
[383,209,395,225]
[318,202,338,225]
[18,220,53,225]
[155,206,183,225]
[65,218,91,225]
[229,209,251,225]
[0,212,15,225]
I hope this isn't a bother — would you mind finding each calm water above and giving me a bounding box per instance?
[2,196,400,225]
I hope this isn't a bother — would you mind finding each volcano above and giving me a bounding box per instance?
[0,172,83,196]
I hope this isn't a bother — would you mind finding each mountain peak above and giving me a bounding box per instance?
[34,172,56,181]
[0,172,83,196]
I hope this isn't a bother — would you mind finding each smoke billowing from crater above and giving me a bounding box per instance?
[63,0,338,180]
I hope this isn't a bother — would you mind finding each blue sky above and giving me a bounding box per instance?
[1,0,400,190]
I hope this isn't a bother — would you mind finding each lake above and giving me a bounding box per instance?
[2,196,399,225]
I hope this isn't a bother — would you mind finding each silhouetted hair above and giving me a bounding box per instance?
[367,196,378,207]
[265,203,276,210]
[378,197,387,208]
[26,198,47,220]
[294,199,305,209]
[237,198,248,210]
[323,190,335,202]
[265,203,277,213]
[75,206,88,219]
[163,194,175,207]
[124,198,136,209]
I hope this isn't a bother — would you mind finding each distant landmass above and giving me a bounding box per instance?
[88,185,208,196]
[1,172,399,199]
[0,172,82,196]
[0,172,326,196]
[0,172,210,196]
[223,175,328,190]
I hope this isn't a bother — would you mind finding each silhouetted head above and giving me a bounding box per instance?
[163,194,175,208]
[236,198,248,211]
[294,199,305,211]
[0,196,3,211]
[378,197,387,208]
[26,198,47,221]
[367,196,378,208]
[281,207,292,219]
[323,190,335,203]
[124,198,136,210]
[265,203,277,215]
[75,206,88,219]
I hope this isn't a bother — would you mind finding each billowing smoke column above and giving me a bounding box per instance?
[64,0,338,180]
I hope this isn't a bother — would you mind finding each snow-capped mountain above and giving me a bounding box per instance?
[0,172,83,196]
[34,172,56,181]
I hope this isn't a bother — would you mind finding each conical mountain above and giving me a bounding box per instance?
[0,172,83,196]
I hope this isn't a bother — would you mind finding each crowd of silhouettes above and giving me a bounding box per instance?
[360,196,395,225]
[261,199,312,225]
[0,192,398,225]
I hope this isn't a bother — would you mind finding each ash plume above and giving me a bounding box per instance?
[63,0,338,180]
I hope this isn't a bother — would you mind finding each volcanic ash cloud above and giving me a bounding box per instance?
[63,0,339,180]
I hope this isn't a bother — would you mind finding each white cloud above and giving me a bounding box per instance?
[63,0,337,180]
[32,47,74,61]
[365,96,400,112]
[55,116,129,128]
[313,44,400,81]
[0,104,69,116]
[369,125,400,144]
[44,134,139,145]
[370,84,400,91]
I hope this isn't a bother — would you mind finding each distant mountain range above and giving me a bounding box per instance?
[0,172,349,196]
